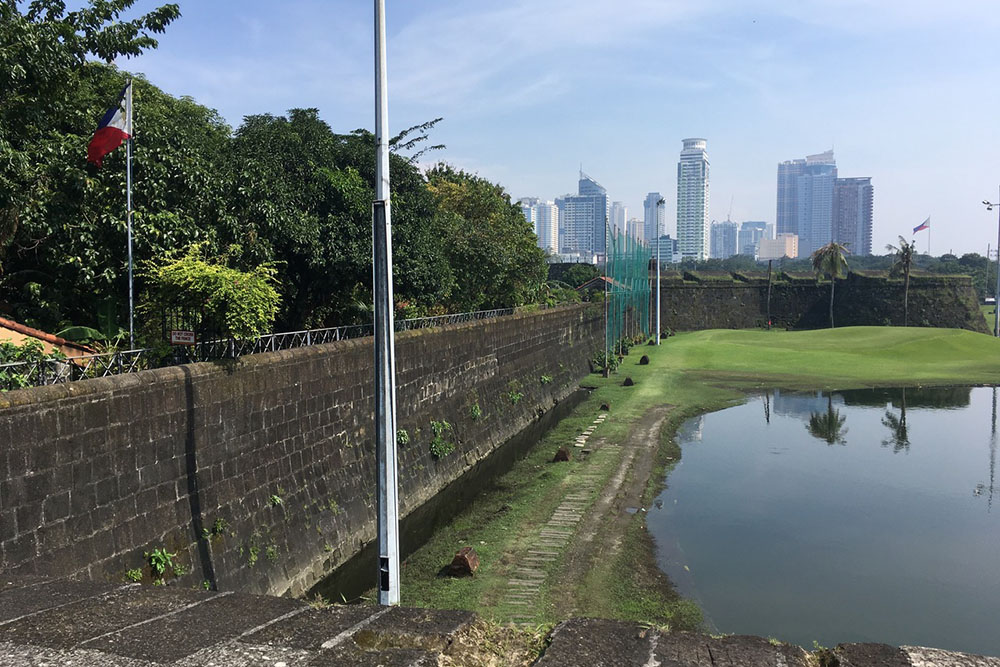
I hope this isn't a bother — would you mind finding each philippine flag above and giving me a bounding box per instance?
[912,217,930,234]
[87,82,132,167]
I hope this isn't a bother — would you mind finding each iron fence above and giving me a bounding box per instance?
[0,307,525,391]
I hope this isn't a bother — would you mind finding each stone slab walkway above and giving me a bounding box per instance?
[2,576,998,666]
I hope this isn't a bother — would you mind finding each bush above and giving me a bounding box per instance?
[140,244,281,341]
[0,339,65,391]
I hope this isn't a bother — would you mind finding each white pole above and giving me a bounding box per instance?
[126,79,134,350]
[374,0,400,605]
[994,186,1000,338]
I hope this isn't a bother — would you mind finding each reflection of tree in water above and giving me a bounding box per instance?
[881,387,910,453]
[807,394,848,445]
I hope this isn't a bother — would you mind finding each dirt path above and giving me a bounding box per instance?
[550,405,671,618]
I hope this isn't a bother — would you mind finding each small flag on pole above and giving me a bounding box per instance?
[912,217,930,234]
[87,82,132,167]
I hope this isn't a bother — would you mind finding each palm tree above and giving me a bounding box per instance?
[886,236,916,327]
[811,242,850,328]
[807,394,848,445]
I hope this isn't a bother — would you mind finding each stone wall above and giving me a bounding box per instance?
[655,273,988,334]
[0,305,603,596]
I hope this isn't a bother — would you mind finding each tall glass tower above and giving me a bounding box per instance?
[563,172,609,257]
[776,150,837,257]
[677,138,710,261]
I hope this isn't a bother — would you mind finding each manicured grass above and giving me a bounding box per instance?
[397,326,1000,629]
[666,326,1000,391]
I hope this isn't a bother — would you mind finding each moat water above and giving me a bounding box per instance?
[649,386,1000,656]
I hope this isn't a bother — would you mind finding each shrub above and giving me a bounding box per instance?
[430,420,455,458]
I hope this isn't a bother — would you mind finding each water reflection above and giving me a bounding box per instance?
[805,394,847,445]
[838,385,972,409]
[881,387,910,453]
[975,386,997,510]
[650,385,1000,655]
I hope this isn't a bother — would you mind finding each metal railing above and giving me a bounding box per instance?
[0,307,523,391]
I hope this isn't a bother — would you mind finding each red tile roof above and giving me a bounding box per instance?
[0,316,95,354]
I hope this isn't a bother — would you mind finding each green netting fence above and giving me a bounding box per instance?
[603,226,651,356]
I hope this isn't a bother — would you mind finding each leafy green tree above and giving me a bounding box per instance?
[139,244,280,341]
[811,242,850,328]
[562,263,601,288]
[886,236,917,326]
[221,112,452,327]
[0,64,230,334]
[426,165,546,311]
[0,0,180,254]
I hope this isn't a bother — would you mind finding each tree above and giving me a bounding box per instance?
[811,242,850,328]
[886,236,917,326]
[0,0,180,256]
[561,263,601,288]
[0,65,230,334]
[426,165,546,312]
[139,244,280,341]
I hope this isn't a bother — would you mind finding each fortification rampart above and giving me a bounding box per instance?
[654,272,987,334]
[0,305,603,596]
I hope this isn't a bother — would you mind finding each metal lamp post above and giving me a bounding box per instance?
[984,189,1000,338]
[374,0,400,605]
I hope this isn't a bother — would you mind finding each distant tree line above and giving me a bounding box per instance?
[0,1,546,342]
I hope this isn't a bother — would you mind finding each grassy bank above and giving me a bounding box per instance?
[396,326,1000,631]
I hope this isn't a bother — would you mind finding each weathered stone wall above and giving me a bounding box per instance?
[0,305,603,596]
[655,274,988,334]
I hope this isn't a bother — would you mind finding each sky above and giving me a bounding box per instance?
[112,0,1000,256]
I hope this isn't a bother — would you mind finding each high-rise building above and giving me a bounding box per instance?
[643,192,665,243]
[561,172,609,256]
[555,195,567,252]
[834,177,874,256]
[677,138,710,261]
[627,217,642,240]
[738,221,772,257]
[710,220,739,259]
[776,150,837,257]
[759,233,799,260]
[518,197,559,254]
[652,235,679,265]
[518,197,538,227]
[610,201,628,234]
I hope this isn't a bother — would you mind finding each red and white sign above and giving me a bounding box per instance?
[169,330,196,346]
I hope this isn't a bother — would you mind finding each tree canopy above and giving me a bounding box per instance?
[0,2,549,341]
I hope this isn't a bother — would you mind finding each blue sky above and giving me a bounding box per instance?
[115,0,1000,255]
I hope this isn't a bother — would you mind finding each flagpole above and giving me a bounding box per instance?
[126,79,134,350]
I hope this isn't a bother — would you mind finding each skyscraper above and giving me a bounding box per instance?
[776,150,837,257]
[518,197,560,255]
[518,197,538,227]
[610,201,628,234]
[561,172,609,256]
[833,177,874,256]
[738,221,772,257]
[643,192,665,243]
[710,220,738,259]
[677,138,710,261]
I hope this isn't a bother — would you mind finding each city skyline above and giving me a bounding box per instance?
[112,0,1000,256]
